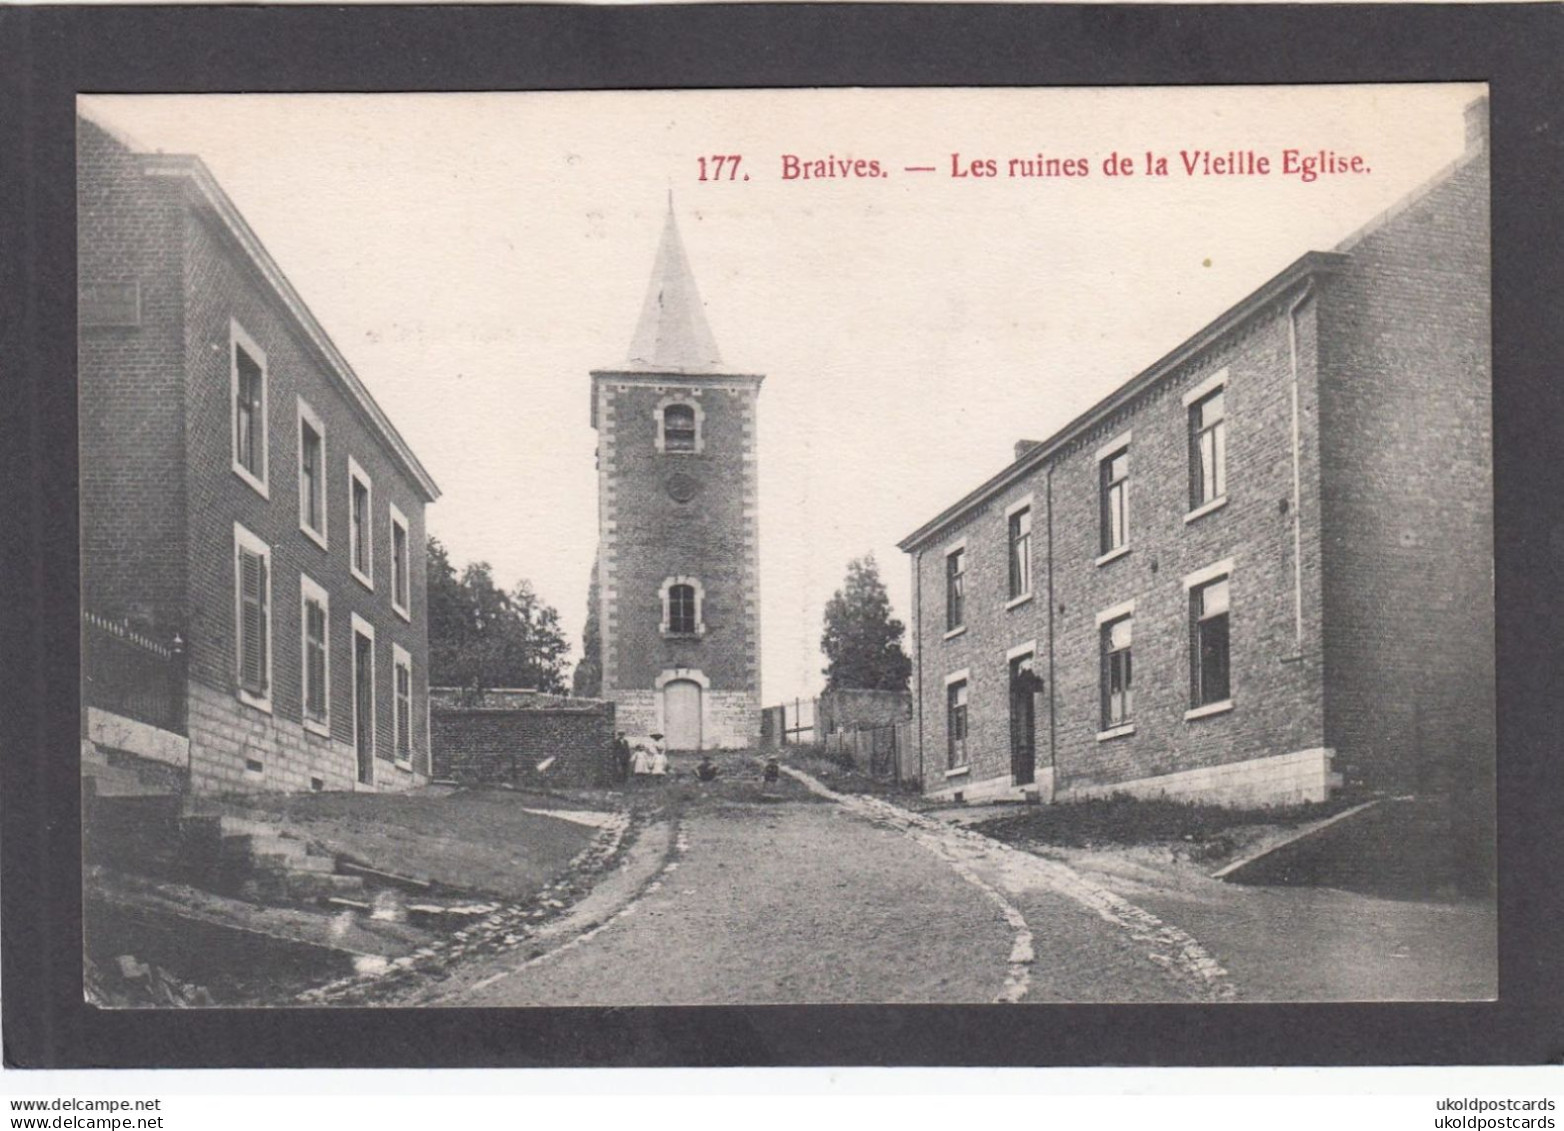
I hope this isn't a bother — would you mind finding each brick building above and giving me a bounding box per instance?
[585,203,763,749]
[898,99,1491,809]
[79,108,441,794]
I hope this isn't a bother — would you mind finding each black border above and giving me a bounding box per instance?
[4,3,1562,1070]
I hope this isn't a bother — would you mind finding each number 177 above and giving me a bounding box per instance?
[697,155,743,181]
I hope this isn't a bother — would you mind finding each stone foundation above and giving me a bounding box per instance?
[926,749,1337,809]
[87,707,189,769]
[1057,747,1340,809]
[186,680,425,794]
[927,767,1055,805]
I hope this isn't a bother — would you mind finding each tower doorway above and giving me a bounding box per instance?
[664,679,703,750]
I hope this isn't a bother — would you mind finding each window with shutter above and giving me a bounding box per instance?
[240,550,266,692]
[397,663,411,762]
[663,404,698,452]
[392,645,413,767]
[306,604,326,720]
[235,524,272,710]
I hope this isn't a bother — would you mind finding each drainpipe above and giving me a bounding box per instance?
[1286,281,1315,657]
[1045,465,1057,801]
[913,549,925,787]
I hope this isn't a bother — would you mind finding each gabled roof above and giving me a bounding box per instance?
[135,149,441,503]
[624,201,725,374]
[897,250,1347,553]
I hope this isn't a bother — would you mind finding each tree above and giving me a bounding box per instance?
[820,554,912,692]
[426,536,572,698]
[571,554,603,698]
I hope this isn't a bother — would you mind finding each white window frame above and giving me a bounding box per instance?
[1097,601,1136,739]
[943,537,968,637]
[391,642,413,769]
[1005,494,1035,608]
[1184,558,1236,719]
[233,522,273,714]
[351,612,377,774]
[348,456,374,590]
[944,668,972,775]
[1184,368,1230,522]
[389,501,411,622]
[1097,430,1132,565]
[299,572,331,737]
[230,320,269,499]
[297,396,328,550]
[659,575,706,637]
[655,395,705,455]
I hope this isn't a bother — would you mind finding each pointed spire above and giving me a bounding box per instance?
[625,201,724,373]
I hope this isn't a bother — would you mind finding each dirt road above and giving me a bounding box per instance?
[437,769,1219,1006]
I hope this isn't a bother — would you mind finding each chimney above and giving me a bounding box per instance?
[1463,95,1488,151]
[1014,439,1042,462]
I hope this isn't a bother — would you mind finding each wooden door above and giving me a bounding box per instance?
[664,680,703,751]
[1010,655,1040,787]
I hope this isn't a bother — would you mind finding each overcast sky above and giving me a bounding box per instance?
[84,85,1479,703]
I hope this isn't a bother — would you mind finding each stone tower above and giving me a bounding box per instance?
[588,203,763,750]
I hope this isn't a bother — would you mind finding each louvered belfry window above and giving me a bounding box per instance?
[238,545,270,695]
[663,404,697,452]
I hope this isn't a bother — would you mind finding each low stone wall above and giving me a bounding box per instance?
[431,696,616,789]
[817,689,912,737]
[429,687,580,711]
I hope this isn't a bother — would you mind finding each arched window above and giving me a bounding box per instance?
[663,404,697,452]
[660,576,705,637]
[668,584,698,634]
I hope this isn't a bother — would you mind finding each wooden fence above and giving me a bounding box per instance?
[821,720,917,783]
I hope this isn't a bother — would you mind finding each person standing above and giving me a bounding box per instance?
[650,733,669,777]
[613,732,632,782]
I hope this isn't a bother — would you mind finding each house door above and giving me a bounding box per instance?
[664,680,703,751]
[354,629,375,785]
[1010,654,1040,786]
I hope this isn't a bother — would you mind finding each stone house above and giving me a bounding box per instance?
[898,99,1492,809]
[79,107,441,794]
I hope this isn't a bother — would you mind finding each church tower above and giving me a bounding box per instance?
[589,203,763,750]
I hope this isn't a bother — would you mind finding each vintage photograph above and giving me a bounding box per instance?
[77,84,1494,1009]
